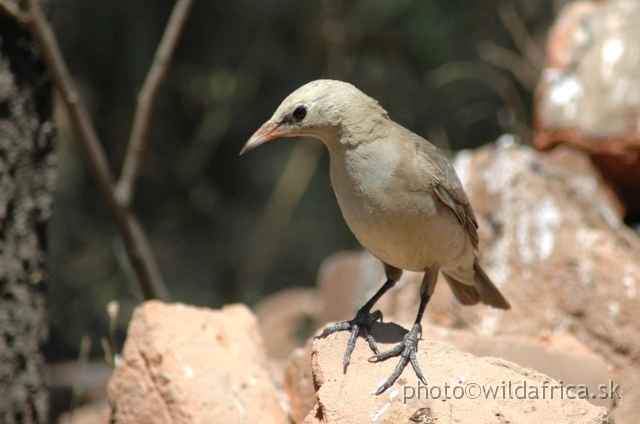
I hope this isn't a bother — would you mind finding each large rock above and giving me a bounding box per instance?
[284,323,614,422]
[455,143,639,422]
[534,0,640,219]
[455,145,638,372]
[297,323,609,424]
[107,301,287,424]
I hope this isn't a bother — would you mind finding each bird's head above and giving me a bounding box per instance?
[240,79,389,155]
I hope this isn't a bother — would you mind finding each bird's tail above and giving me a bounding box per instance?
[472,261,510,309]
[443,261,510,310]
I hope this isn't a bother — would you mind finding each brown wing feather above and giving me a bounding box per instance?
[412,137,479,248]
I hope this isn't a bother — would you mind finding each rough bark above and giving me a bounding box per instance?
[0,10,56,424]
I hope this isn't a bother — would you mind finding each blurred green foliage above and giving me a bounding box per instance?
[44,0,563,361]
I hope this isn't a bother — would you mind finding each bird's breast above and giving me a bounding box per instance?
[328,144,470,272]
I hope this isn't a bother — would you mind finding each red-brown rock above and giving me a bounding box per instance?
[254,287,321,360]
[299,324,609,424]
[534,0,640,219]
[455,143,640,423]
[284,323,614,423]
[107,301,287,424]
[283,339,316,424]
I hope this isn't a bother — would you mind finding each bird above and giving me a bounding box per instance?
[240,79,510,394]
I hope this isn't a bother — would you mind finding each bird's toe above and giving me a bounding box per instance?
[371,323,426,394]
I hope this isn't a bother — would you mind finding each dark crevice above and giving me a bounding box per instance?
[0,101,10,118]
[32,123,56,163]
[15,353,27,371]
[22,259,32,274]
[5,332,15,348]
[0,201,15,241]
[35,221,48,252]
[14,411,24,423]
[2,288,16,301]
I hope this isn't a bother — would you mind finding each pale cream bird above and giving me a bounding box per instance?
[241,79,509,394]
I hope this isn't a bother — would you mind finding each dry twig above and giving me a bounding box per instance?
[477,40,539,92]
[0,0,25,22]
[427,61,530,141]
[21,0,171,300]
[116,0,196,206]
[497,3,545,72]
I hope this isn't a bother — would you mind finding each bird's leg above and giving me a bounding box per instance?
[369,267,438,395]
[321,264,402,369]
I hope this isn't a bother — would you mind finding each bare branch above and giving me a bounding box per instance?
[23,0,170,301]
[426,61,530,142]
[477,40,539,91]
[497,3,545,72]
[115,0,196,206]
[0,0,26,22]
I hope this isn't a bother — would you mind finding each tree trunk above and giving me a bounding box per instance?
[0,10,56,424]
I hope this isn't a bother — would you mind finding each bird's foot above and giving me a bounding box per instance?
[321,307,383,369]
[368,323,427,395]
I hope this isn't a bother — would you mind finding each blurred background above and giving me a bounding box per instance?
[43,0,564,364]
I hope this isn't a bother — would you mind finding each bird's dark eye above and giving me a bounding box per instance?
[292,106,307,121]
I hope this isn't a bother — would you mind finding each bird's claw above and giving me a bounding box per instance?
[321,308,383,368]
[369,323,426,395]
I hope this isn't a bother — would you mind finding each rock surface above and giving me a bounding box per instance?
[454,142,639,423]
[285,324,614,423]
[284,338,317,424]
[107,301,287,424]
[298,324,609,424]
[423,327,614,409]
[534,0,640,219]
[254,287,321,360]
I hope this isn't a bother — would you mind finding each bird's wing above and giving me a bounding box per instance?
[412,136,479,248]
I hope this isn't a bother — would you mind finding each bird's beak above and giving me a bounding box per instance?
[240,121,285,155]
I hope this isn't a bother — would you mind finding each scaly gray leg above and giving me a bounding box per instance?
[369,267,438,394]
[321,264,402,369]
